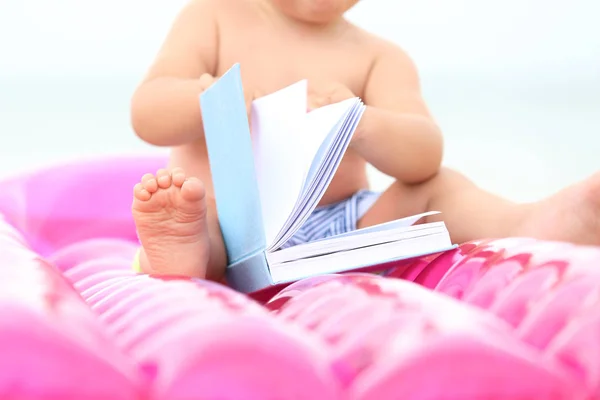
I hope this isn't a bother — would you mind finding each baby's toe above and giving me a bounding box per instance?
[141,173,158,193]
[133,182,151,201]
[171,167,186,187]
[180,177,206,202]
[156,169,172,189]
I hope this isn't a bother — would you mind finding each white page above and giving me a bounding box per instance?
[267,99,364,250]
[270,231,454,283]
[300,100,361,198]
[330,211,441,240]
[270,102,364,250]
[300,98,361,194]
[250,81,315,246]
[299,103,363,204]
[271,101,364,249]
[267,221,447,265]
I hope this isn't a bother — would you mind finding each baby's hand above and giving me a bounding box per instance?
[199,73,216,91]
[245,89,263,127]
[307,81,355,111]
[200,72,258,126]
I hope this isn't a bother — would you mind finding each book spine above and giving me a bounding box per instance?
[226,251,273,293]
[199,63,268,266]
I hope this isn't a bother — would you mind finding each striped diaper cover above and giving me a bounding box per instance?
[280,190,381,249]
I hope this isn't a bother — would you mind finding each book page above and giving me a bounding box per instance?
[269,232,455,284]
[250,81,329,246]
[251,83,366,249]
[300,98,359,194]
[267,221,447,265]
[329,211,441,240]
[269,100,364,250]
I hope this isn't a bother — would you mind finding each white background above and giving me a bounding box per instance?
[1,0,599,202]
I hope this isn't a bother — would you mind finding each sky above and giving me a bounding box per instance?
[0,0,598,201]
[1,0,599,83]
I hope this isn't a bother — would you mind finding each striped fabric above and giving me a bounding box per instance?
[280,190,381,249]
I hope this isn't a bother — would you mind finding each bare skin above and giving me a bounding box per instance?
[130,0,600,282]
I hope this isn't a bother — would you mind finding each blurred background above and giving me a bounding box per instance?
[1,0,598,202]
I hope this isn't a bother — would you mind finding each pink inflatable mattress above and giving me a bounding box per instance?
[0,155,599,399]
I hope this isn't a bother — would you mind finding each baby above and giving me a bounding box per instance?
[130,0,600,281]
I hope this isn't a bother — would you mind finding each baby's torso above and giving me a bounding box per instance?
[171,0,377,205]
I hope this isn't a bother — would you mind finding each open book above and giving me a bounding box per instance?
[200,64,456,293]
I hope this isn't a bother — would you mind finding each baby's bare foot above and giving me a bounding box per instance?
[132,168,210,277]
[515,172,600,246]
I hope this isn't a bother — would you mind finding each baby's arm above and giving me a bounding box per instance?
[130,0,219,146]
[352,43,443,184]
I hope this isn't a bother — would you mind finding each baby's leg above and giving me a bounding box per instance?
[359,168,600,246]
[132,168,227,281]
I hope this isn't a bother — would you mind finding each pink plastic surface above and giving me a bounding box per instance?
[0,220,142,399]
[1,155,600,399]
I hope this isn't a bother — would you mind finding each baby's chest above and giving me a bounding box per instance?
[217,28,373,98]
